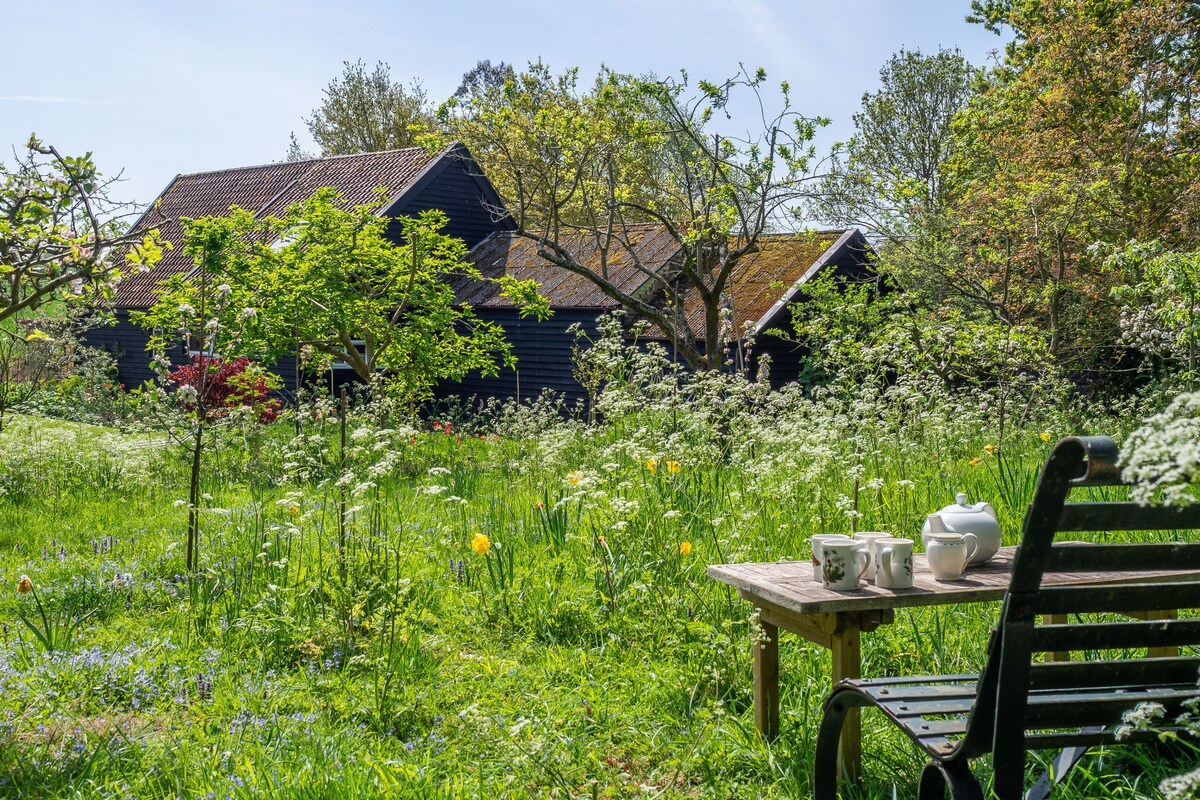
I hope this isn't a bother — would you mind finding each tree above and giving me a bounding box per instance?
[1110,243,1200,390]
[305,60,439,155]
[134,212,282,572]
[138,189,548,407]
[815,49,976,243]
[284,132,315,163]
[941,0,1200,371]
[453,59,514,101]
[0,135,163,325]
[445,62,828,371]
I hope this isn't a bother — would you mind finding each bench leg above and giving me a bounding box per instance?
[1024,733,1099,800]
[814,690,866,800]
[918,760,984,800]
[753,619,780,738]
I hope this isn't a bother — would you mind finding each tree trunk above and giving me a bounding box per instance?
[187,422,203,572]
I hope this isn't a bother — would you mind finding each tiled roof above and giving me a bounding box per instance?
[459,225,680,309]
[673,230,845,339]
[113,146,444,308]
[461,226,849,339]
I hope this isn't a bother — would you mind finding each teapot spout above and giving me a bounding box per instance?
[926,512,951,534]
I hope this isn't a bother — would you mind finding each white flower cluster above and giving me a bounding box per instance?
[1122,392,1200,506]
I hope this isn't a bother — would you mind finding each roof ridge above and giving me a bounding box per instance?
[170,146,438,181]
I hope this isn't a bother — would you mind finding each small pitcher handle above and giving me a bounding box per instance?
[962,533,979,563]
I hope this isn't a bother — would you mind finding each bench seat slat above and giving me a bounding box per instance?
[860,682,978,703]
[1031,620,1200,652]
[1056,503,1200,533]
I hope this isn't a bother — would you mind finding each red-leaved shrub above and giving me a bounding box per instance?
[168,356,280,424]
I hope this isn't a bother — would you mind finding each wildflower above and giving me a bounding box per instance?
[1039,431,1052,442]
[16,575,31,594]
[666,460,681,474]
[969,457,982,467]
[470,533,491,555]
[566,471,584,487]
[534,500,544,511]
[646,457,658,473]
[288,505,300,517]
[595,535,607,548]
[984,444,995,454]
[678,541,693,556]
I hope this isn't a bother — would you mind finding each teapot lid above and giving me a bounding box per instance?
[938,492,980,513]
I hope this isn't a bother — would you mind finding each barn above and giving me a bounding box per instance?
[87,146,872,405]
[441,226,874,406]
[84,143,511,393]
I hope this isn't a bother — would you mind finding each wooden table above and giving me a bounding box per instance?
[707,546,1185,780]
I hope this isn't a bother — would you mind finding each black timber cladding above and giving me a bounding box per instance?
[431,309,603,408]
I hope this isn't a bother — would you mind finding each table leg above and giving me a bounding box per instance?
[1043,614,1070,662]
[1130,609,1180,658]
[753,619,780,738]
[831,614,862,782]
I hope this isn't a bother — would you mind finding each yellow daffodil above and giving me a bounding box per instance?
[288,505,300,517]
[566,471,584,487]
[16,575,31,594]
[984,444,995,454]
[678,541,693,556]
[470,533,491,555]
[646,458,658,473]
[666,460,681,474]
[969,457,982,467]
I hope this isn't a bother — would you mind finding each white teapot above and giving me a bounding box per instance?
[921,493,1002,565]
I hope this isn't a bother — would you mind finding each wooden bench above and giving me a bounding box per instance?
[813,436,1200,799]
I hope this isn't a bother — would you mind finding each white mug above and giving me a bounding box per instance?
[811,534,852,582]
[926,532,978,582]
[821,540,871,591]
[875,537,915,590]
[852,532,891,582]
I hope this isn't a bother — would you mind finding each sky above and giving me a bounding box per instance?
[1,0,1008,209]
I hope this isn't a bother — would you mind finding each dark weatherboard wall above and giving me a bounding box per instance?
[432,309,605,409]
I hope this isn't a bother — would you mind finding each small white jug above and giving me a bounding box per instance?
[926,532,978,582]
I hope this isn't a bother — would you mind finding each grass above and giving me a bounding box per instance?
[0,390,1191,799]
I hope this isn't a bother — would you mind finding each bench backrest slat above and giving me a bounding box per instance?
[1027,656,1200,691]
[1030,581,1200,615]
[1045,541,1200,572]
[1030,618,1200,651]
[1056,503,1200,533]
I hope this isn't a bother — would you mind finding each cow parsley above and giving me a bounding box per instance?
[1122,392,1200,505]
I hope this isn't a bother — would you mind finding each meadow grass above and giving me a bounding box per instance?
[0,390,1191,799]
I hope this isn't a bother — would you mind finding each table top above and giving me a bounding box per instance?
[707,546,1200,616]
